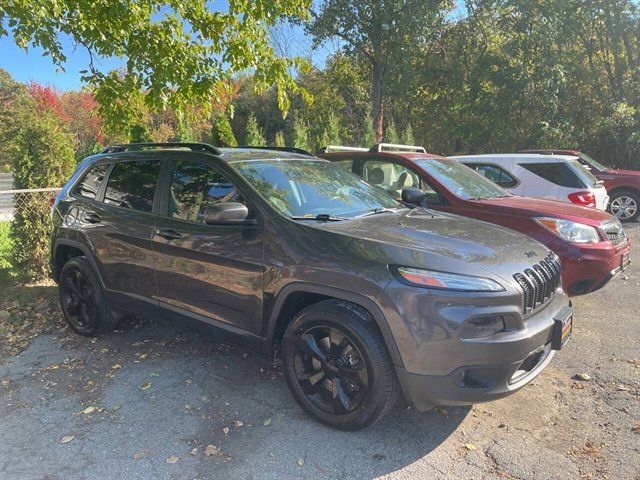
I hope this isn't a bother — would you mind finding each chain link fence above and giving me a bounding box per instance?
[0,187,60,283]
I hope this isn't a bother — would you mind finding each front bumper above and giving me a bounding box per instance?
[562,240,631,295]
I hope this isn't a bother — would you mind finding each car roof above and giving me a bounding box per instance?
[321,150,450,162]
[217,147,316,162]
[521,149,582,156]
[452,153,580,164]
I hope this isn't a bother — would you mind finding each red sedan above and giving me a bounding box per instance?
[321,146,631,296]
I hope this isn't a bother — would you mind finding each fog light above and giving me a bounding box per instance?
[460,316,505,339]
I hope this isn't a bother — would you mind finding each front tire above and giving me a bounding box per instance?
[609,190,639,222]
[282,300,398,430]
[59,256,117,336]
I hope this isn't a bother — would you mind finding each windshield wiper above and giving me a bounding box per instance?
[290,213,347,222]
[354,207,398,218]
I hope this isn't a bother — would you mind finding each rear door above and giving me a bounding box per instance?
[75,158,162,299]
[151,157,264,335]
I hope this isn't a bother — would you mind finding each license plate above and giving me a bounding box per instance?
[621,252,630,271]
[551,309,573,350]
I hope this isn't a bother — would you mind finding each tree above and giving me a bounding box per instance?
[274,131,286,147]
[306,0,451,142]
[362,113,375,147]
[211,114,238,147]
[0,0,311,131]
[130,124,151,143]
[11,113,75,279]
[292,115,310,151]
[0,69,35,172]
[245,114,266,146]
[384,118,399,144]
[402,123,415,146]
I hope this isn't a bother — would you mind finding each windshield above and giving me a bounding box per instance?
[414,158,510,200]
[230,159,403,219]
[569,159,600,187]
[579,153,609,171]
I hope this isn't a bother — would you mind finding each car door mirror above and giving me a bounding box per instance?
[401,187,424,205]
[204,202,253,225]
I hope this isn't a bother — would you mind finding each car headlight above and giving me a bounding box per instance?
[534,217,601,244]
[393,267,505,292]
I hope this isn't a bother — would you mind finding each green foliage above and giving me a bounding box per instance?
[129,123,151,143]
[315,111,342,149]
[245,114,266,146]
[211,113,238,147]
[11,114,75,279]
[292,115,310,151]
[402,124,415,146]
[175,113,194,142]
[384,118,399,144]
[362,114,375,147]
[0,69,35,172]
[274,131,286,148]
[1,0,311,132]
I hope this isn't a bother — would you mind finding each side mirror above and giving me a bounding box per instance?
[401,187,424,205]
[204,202,252,225]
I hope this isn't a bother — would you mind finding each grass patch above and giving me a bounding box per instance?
[0,220,15,284]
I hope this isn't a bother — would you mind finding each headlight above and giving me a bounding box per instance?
[393,267,505,292]
[534,217,601,244]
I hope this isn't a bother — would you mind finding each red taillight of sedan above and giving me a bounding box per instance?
[49,196,56,209]
[568,191,596,208]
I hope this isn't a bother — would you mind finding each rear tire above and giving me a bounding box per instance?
[58,257,118,336]
[609,190,639,222]
[282,299,398,430]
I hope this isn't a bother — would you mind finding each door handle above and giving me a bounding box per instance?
[84,212,102,224]
[155,228,182,240]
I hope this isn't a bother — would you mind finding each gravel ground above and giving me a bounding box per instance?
[1,224,639,480]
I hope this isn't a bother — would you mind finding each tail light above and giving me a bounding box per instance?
[568,191,596,208]
[49,196,56,209]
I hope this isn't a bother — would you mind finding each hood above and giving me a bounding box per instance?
[472,195,614,226]
[605,168,640,177]
[308,209,551,281]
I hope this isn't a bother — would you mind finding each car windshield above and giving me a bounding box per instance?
[569,159,600,187]
[230,159,403,219]
[579,153,609,171]
[414,158,510,200]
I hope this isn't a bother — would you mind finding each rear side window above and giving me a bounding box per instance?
[74,163,110,199]
[519,162,584,188]
[330,158,356,172]
[467,164,518,188]
[104,160,162,212]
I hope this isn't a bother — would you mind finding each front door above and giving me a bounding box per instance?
[152,158,264,335]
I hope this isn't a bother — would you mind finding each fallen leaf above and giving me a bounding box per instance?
[234,420,244,427]
[464,443,477,451]
[433,406,448,416]
[297,458,305,467]
[133,449,150,460]
[223,427,230,434]
[61,435,75,444]
[166,455,180,464]
[263,418,272,426]
[632,422,640,433]
[573,373,591,381]
[111,364,122,370]
[81,406,97,414]
[189,448,198,455]
[140,382,152,390]
[185,379,192,385]
[204,444,219,456]
[139,353,148,359]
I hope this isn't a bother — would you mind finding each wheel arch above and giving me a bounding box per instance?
[263,282,404,368]
[51,239,104,285]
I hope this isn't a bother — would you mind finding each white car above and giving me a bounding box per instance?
[451,154,609,210]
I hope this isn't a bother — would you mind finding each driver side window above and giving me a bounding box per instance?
[169,160,248,224]
[362,160,421,198]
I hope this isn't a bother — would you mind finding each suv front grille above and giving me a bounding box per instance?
[513,253,561,315]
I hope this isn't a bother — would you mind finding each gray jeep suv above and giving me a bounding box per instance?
[50,143,573,430]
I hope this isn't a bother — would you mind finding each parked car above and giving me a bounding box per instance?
[51,143,572,430]
[320,144,631,296]
[521,149,640,222]
[452,153,609,211]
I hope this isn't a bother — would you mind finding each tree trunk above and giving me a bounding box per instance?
[371,61,385,143]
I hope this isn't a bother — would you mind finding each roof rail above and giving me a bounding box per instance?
[101,143,222,155]
[371,143,426,153]
[324,145,370,153]
[238,146,314,156]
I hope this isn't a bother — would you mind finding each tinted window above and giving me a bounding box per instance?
[104,161,161,212]
[169,160,245,223]
[74,163,110,199]
[520,162,585,188]
[467,164,518,188]
[231,159,401,218]
[330,158,355,172]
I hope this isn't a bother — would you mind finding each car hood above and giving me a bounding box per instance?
[305,208,551,280]
[472,195,614,226]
